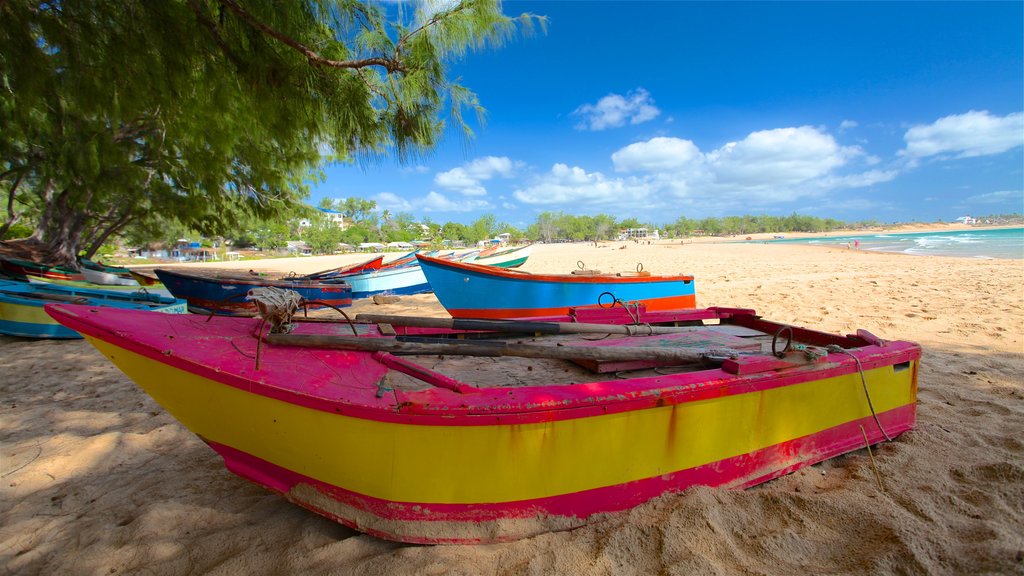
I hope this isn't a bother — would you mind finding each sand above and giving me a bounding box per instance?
[2,240,1022,575]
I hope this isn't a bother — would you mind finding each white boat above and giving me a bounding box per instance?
[335,264,430,299]
[81,267,140,286]
[468,244,531,268]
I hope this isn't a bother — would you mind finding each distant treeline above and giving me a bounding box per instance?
[231,204,879,254]
[83,199,1018,258]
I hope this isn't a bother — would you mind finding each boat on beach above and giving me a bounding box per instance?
[416,253,696,318]
[78,258,139,286]
[45,301,920,543]
[301,256,385,281]
[0,280,185,338]
[0,257,85,282]
[153,268,352,315]
[466,244,531,268]
[324,262,431,299]
[129,269,162,286]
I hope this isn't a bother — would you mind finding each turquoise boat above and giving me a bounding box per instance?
[0,279,187,339]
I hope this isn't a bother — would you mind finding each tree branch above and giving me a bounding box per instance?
[186,0,242,67]
[218,0,406,73]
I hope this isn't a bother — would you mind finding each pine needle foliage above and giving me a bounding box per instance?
[0,0,541,265]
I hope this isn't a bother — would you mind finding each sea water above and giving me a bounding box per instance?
[769,227,1024,259]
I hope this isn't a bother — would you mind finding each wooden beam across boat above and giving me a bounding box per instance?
[265,333,734,364]
[354,313,715,337]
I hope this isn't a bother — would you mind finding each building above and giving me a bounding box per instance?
[618,228,660,241]
[298,208,347,230]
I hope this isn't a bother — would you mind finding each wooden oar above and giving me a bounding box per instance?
[354,313,701,336]
[265,333,735,364]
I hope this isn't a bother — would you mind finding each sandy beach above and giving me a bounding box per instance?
[2,240,1022,575]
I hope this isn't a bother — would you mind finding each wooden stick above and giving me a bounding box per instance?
[353,313,703,337]
[265,333,730,364]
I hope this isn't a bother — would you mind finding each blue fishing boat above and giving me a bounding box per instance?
[0,279,186,339]
[416,254,696,319]
[154,268,352,316]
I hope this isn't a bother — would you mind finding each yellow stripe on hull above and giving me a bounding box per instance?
[0,300,59,326]
[88,337,916,504]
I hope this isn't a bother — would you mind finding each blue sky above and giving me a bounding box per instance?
[311,1,1024,228]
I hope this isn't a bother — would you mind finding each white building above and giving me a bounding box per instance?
[298,208,347,229]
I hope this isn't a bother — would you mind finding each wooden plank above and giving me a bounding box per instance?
[571,329,763,373]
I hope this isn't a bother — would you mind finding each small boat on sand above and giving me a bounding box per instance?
[45,301,920,543]
[129,270,162,286]
[301,256,385,281]
[154,268,352,315]
[79,258,139,286]
[417,253,696,318]
[467,244,531,268]
[0,257,84,282]
[0,280,185,338]
[324,263,430,299]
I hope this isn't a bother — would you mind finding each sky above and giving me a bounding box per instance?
[310,1,1024,228]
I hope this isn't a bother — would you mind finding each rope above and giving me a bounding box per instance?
[247,286,302,334]
[827,344,892,442]
[594,291,651,336]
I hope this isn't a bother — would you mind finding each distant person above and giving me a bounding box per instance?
[854,239,860,249]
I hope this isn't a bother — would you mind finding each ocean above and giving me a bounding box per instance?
[768,227,1024,259]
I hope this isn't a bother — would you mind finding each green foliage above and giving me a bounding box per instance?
[467,214,497,243]
[661,213,848,237]
[0,221,33,241]
[0,0,541,264]
[303,217,343,255]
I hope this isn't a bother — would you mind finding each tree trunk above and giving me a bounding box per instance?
[83,208,137,259]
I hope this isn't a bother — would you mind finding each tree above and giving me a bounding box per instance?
[0,1,542,266]
[304,217,343,255]
[467,214,497,243]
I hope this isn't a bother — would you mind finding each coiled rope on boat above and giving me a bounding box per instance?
[247,286,302,334]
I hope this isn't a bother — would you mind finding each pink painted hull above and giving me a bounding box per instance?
[210,405,914,544]
[44,303,921,544]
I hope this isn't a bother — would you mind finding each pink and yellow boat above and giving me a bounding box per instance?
[44,303,920,544]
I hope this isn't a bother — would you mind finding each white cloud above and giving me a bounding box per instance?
[515,126,897,212]
[839,120,858,132]
[573,88,661,131]
[419,191,492,212]
[607,126,867,201]
[963,190,1023,204]
[373,192,413,212]
[902,110,1024,159]
[434,156,517,196]
[612,137,702,172]
[513,164,652,206]
[707,126,851,187]
[373,190,491,213]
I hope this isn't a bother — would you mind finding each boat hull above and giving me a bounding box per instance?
[154,268,352,315]
[0,258,84,281]
[470,244,531,268]
[334,265,430,299]
[417,254,696,318]
[45,304,919,542]
[0,281,186,338]
[82,267,140,286]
